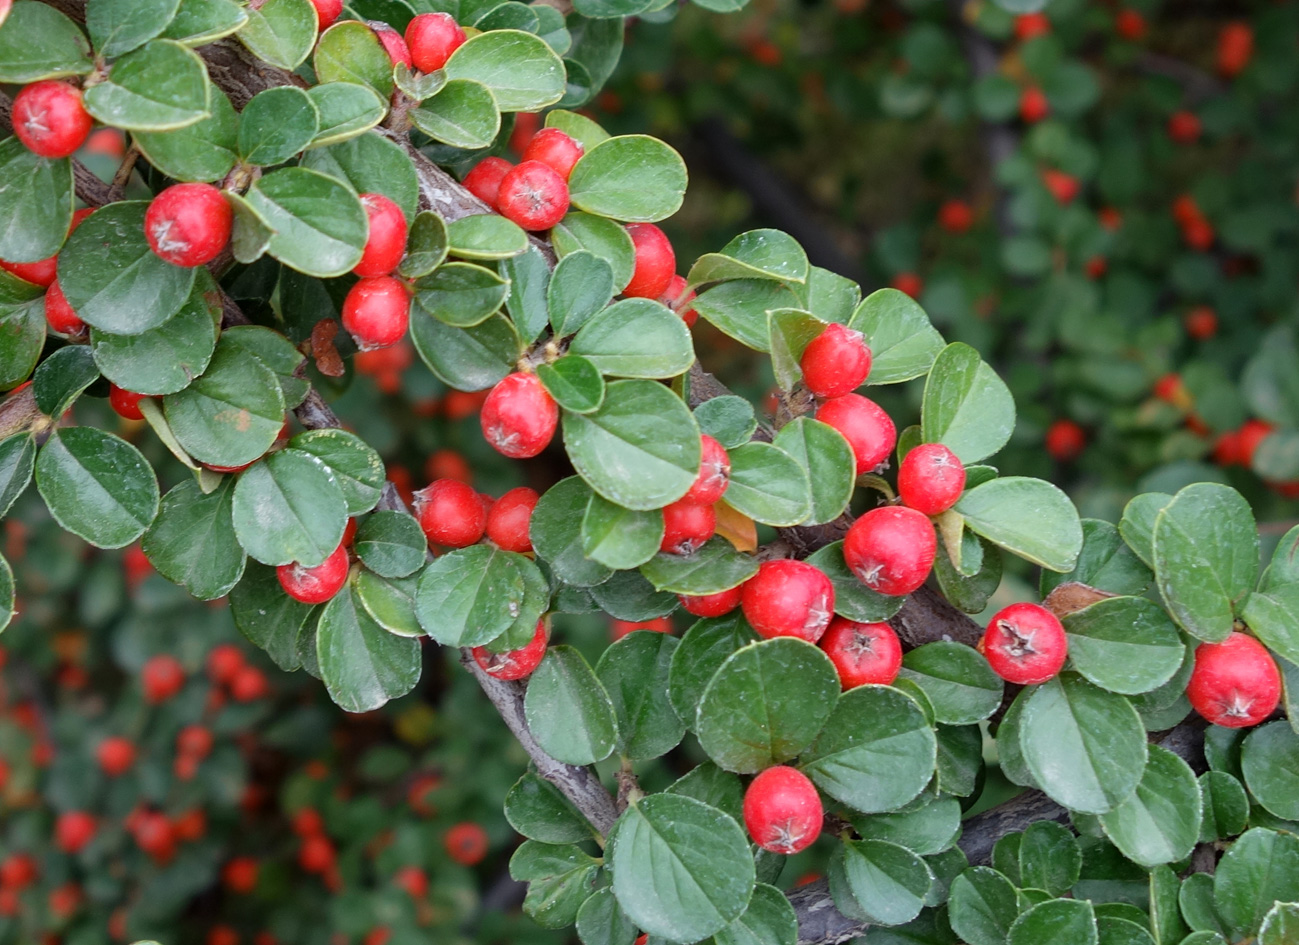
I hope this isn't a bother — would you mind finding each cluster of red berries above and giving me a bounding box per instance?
[660,434,732,556]
[416,479,539,552]
[342,193,411,350]
[293,807,342,889]
[1172,193,1215,251]
[206,642,271,705]
[463,126,584,231]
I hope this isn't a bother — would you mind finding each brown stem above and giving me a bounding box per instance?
[107,145,139,202]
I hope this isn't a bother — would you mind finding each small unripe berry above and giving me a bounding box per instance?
[821,618,902,689]
[55,812,96,854]
[109,384,146,421]
[897,443,965,516]
[843,506,936,597]
[480,372,558,459]
[141,654,186,704]
[342,276,410,350]
[416,478,487,548]
[622,223,675,299]
[800,323,871,399]
[496,160,569,231]
[277,542,350,604]
[1019,86,1049,124]
[471,619,548,680]
[816,394,896,474]
[12,81,92,159]
[444,821,489,865]
[145,183,232,267]
[374,25,413,68]
[485,486,539,553]
[464,157,514,206]
[1187,632,1280,727]
[405,12,467,73]
[938,199,974,234]
[521,128,584,180]
[44,279,85,336]
[741,559,835,643]
[308,0,343,29]
[354,193,407,278]
[743,766,823,855]
[660,500,716,555]
[679,585,743,618]
[206,643,244,685]
[682,434,730,505]
[979,602,1067,685]
[96,736,136,777]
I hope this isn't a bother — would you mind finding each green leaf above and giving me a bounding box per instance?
[668,612,758,726]
[713,882,798,945]
[236,0,317,69]
[0,2,93,81]
[609,793,755,942]
[58,200,195,335]
[444,29,565,111]
[853,796,962,856]
[142,477,245,600]
[804,541,904,623]
[530,476,614,587]
[399,211,450,281]
[934,532,1002,615]
[1098,745,1201,868]
[767,307,824,392]
[134,86,238,182]
[244,167,368,278]
[545,109,610,152]
[1008,899,1097,945]
[539,356,605,414]
[801,685,936,813]
[547,252,614,339]
[228,561,311,670]
[414,261,509,327]
[354,511,425,579]
[688,229,810,287]
[237,86,319,166]
[35,428,160,549]
[1260,902,1299,945]
[948,867,1019,945]
[804,266,861,325]
[1019,674,1148,814]
[413,544,525,647]
[576,889,638,945]
[580,492,662,570]
[161,0,248,45]
[500,244,550,343]
[1097,917,1157,945]
[1199,771,1249,843]
[33,345,98,417]
[307,82,386,147]
[1242,722,1299,821]
[1062,597,1186,695]
[88,0,181,59]
[569,299,693,379]
[696,637,839,773]
[220,323,307,407]
[446,213,527,262]
[694,396,758,450]
[411,79,502,150]
[954,477,1082,572]
[552,212,635,292]
[897,641,1003,725]
[316,585,421,712]
[831,839,934,927]
[847,288,944,385]
[509,841,603,929]
[567,135,688,223]
[722,441,812,527]
[1152,483,1258,643]
[639,537,759,596]
[1214,828,1299,939]
[524,644,618,765]
[506,772,593,845]
[595,630,684,760]
[921,343,1015,464]
[0,434,35,519]
[230,449,348,567]
[0,139,72,265]
[298,131,419,224]
[1041,519,1153,599]
[0,552,11,633]
[410,310,519,391]
[1119,492,1173,570]
[692,279,800,352]
[83,39,210,131]
[1239,584,1299,667]
[313,20,394,98]
[289,429,385,515]
[353,569,421,636]
[587,569,675,623]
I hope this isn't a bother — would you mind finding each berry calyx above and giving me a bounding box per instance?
[1187,632,1280,728]
[308,0,343,29]
[464,157,513,206]
[145,183,233,267]
[660,500,716,555]
[342,276,410,350]
[485,486,539,553]
[141,654,186,704]
[471,619,548,680]
[1019,86,1049,124]
[44,279,85,337]
[277,542,350,604]
[374,24,413,68]
[416,478,487,548]
[622,223,675,299]
[405,12,467,73]
[444,822,489,865]
[816,393,896,474]
[480,372,558,459]
[496,160,570,231]
[96,736,136,777]
[743,766,823,855]
[521,127,584,180]
[843,506,936,597]
[740,559,835,643]
[679,585,743,618]
[800,323,872,399]
[979,602,1068,685]
[682,434,731,505]
[55,812,96,854]
[820,618,902,689]
[12,81,92,159]
[109,384,146,421]
[897,443,965,516]
[354,193,407,278]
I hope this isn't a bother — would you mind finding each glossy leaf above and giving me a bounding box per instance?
[1062,596,1186,696]
[954,476,1083,573]
[580,492,663,570]
[83,40,210,131]
[35,428,159,549]
[0,2,93,81]
[595,630,684,760]
[848,288,944,385]
[412,79,502,150]
[922,342,1015,464]
[1099,746,1201,867]
[688,229,809,286]
[230,449,348,568]
[524,645,619,766]
[244,167,368,278]
[444,29,566,111]
[568,135,688,222]
[316,585,421,713]
[236,0,316,69]
[897,641,1003,725]
[539,356,606,414]
[831,839,933,927]
[142,477,245,600]
[570,298,694,379]
[414,544,525,647]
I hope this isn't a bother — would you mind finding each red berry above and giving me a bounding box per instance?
[892,272,923,299]
[404,12,466,73]
[521,128,584,181]
[1045,419,1086,462]
[816,394,896,475]
[230,665,270,702]
[682,435,730,505]
[12,81,92,159]
[1238,419,1274,467]
[223,856,259,894]
[176,724,213,761]
[56,811,96,854]
[1154,373,1186,405]
[1185,305,1217,340]
[1213,430,1243,467]
[463,157,514,206]
[743,766,822,855]
[740,559,835,643]
[208,927,238,945]
[374,25,413,68]
[416,478,487,547]
[395,865,429,899]
[1042,169,1079,204]
[1217,21,1253,78]
[292,808,324,837]
[1085,256,1107,280]
[145,183,232,267]
[0,853,37,889]
[299,834,336,873]
[308,0,343,29]
[820,618,902,689]
[49,882,81,918]
[485,486,538,553]
[979,601,1068,685]
[471,619,548,680]
[277,541,350,604]
[659,273,698,326]
[661,500,716,555]
[843,506,936,596]
[206,644,244,685]
[1014,12,1051,40]
[1168,110,1202,145]
[44,279,85,336]
[496,160,569,231]
[342,276,410,350]
[509,111,541,154]
[897,443,965,516]
[938,199,974,234]
[141,654,186,704]
[444,822,489,866]
[1019,86,1049,124]
[622,223,675,299]
[679,585,743,618]
[353,193,407,278]
[1115,9,1146,40]
[109,384,146,421]
[1098,206,1123,230]
[96,737,136,777]
[1188,632,1281,727]
[611,617,672,639]
[480,372,558,459]
[800,323,872,399]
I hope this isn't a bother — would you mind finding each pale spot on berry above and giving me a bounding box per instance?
[804,589,832,636]
[150,219,191,256]
[21,107,51,138]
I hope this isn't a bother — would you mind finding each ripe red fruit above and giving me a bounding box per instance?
[308,0,342,28]
[1216,21,1253,78]
[800,323,872,399]
[741,559,835,643]
[659,273,698,326]
[1188,632,1280,727]
[463,157,514,206]
[416,478,487,547]
[206,644,245,685]
[96,736,136,777]
[374,25,413,68]
[354,194,407,278]
[1098,206,1123,230]
[611,617,672,639]
[1153,372,1186,405]
[299,834,336,873]
[1212,430,1243,467]
[342,276,410,350]
[660,500,716,555]
[471,620,548,680]
[1183,217,1215,250]
[897,443,966,516]
[509,111,542,154]
[1019,86,1049,124]
[141,654,185,704]
[979,602,1068,685]
[480,372,558,459]
[1042,169,1079,204]
[496,160,569,230]
[404,12,467,73]
[56,811,97,854]
[679,585,743,618]
[1115,8,1146,40]
[208,927,239,945]
[277,542,350,604]
[816,394,897,474]
[230,665,270,702]
[1238,419,1274,467]
[395,864,429,899]
[843,506,936,597]
[48,882,81,918]
[485,486,539,553]
[12,81,92,159]
[682,434,731,505]
[521,128,584,181]
[145,183,232,267]
[938,199,974,234]
[1185,305,1217,340]
[176,724,213,761]
[743,766,823,855]
[0,853,37,889]
[1045,419,1086,461]
[622,223,676,299]
[1014,12,1050,41]
[44,279,85,336]
[1168,110,1202,145]
[223,856,259,894]
[292,808,325,837]
[444,822,489,866]
[892,272,923,299]
[1085,256,1107,280]
[820,618,902,689]
[109,384,146,421]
